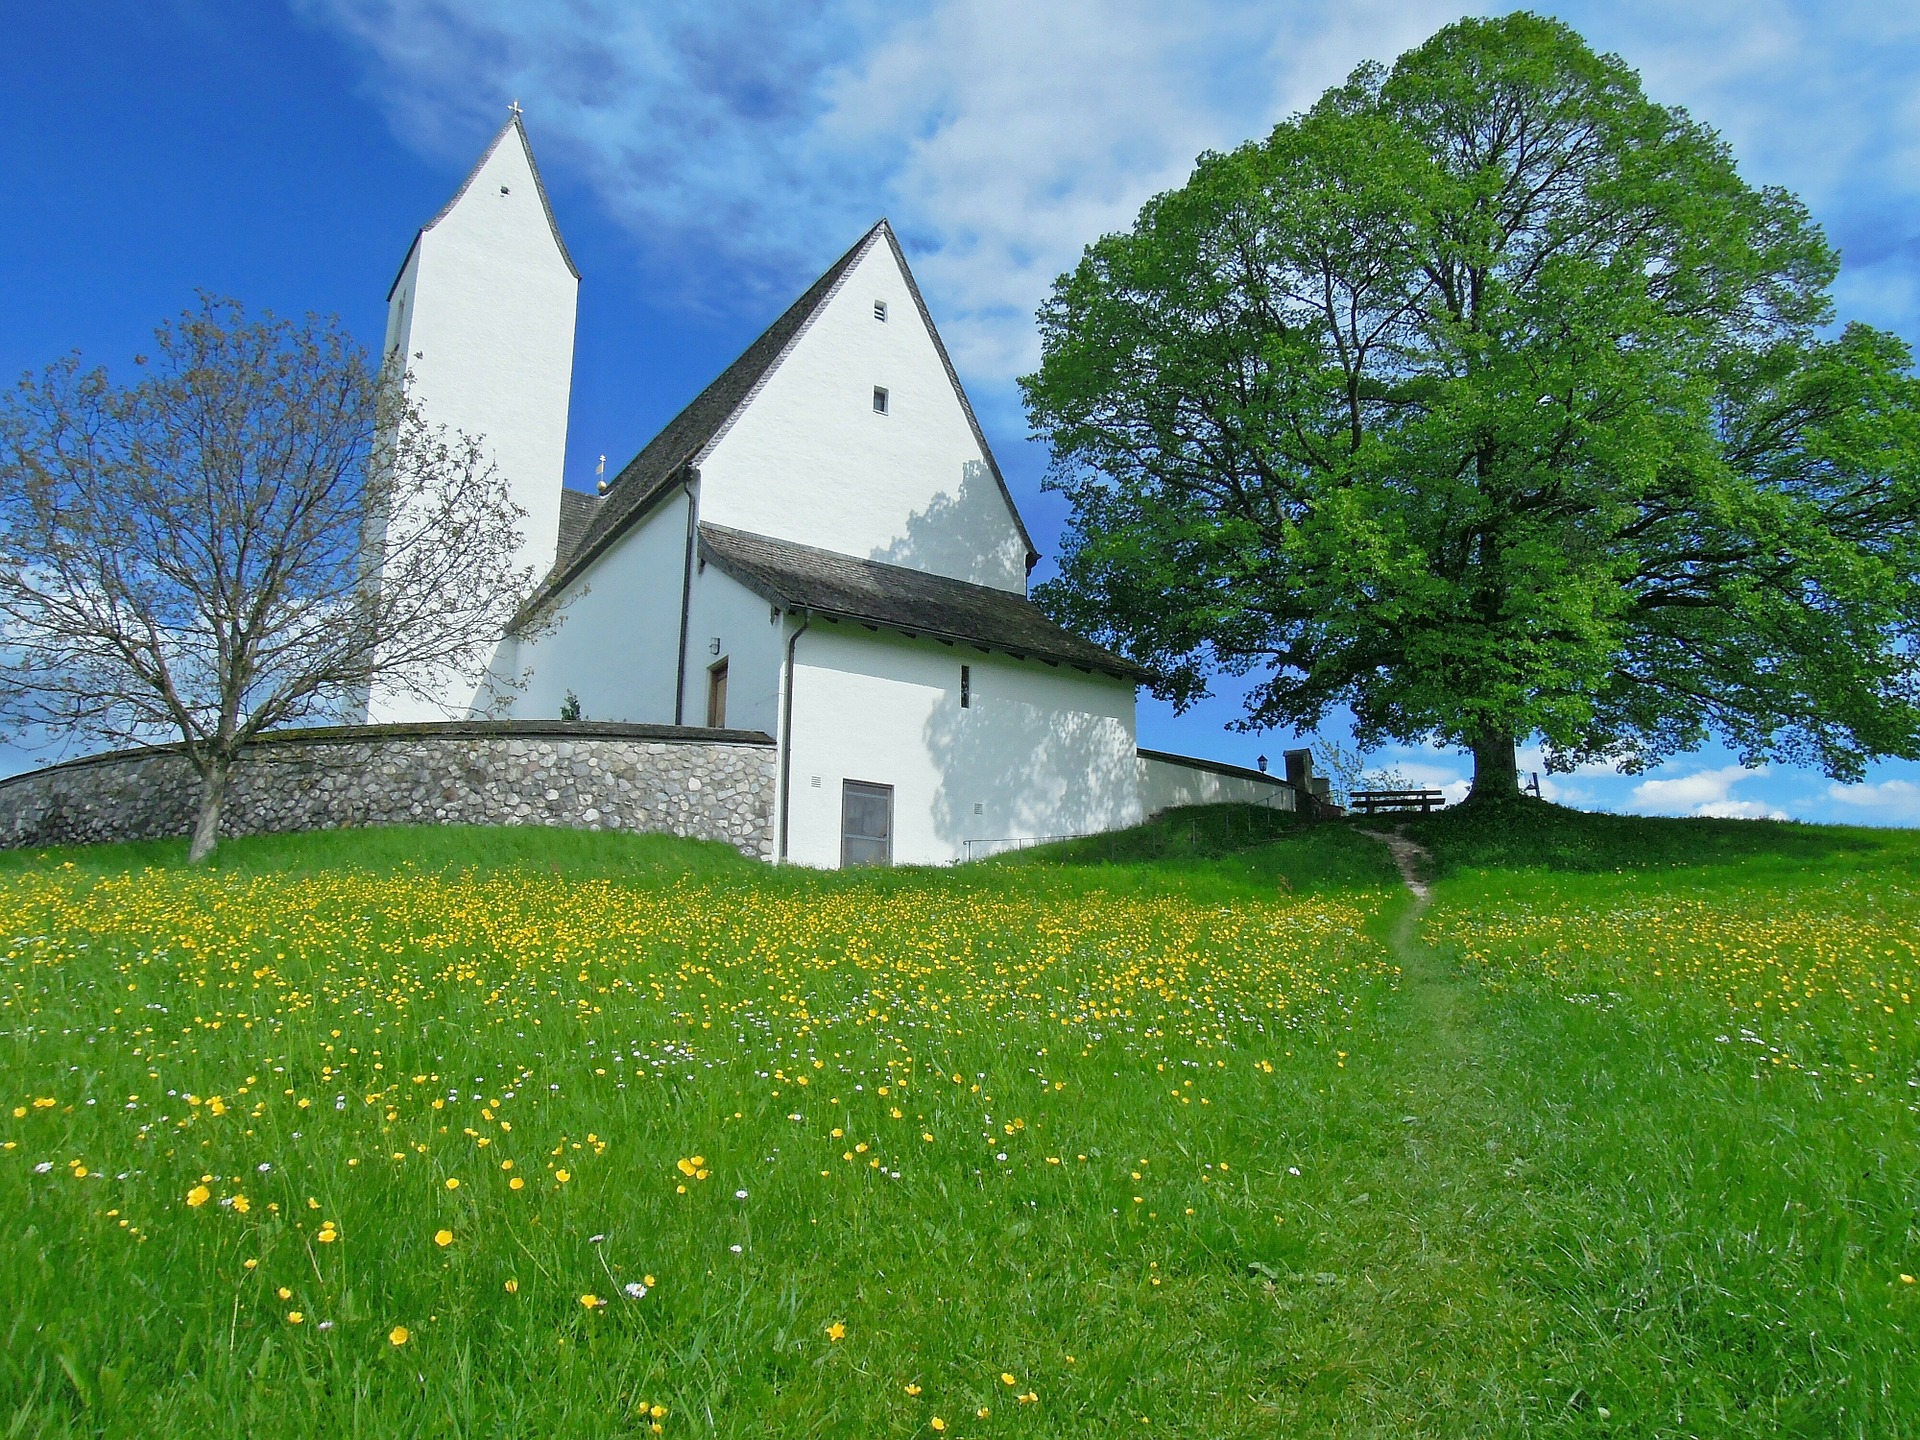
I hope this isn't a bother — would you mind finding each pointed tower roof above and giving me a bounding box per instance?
[386,110,579,300]
[540,219,1036,601]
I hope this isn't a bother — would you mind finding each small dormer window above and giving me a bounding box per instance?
[872,386,889,414]
[873,300,888,322]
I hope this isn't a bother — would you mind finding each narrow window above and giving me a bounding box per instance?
[841,780,894,868]
[960,664,971,708]
[872,386,889,414]
[873,299,888,321]
[706,659,728,728]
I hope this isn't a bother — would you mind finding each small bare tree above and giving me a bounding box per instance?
[0,297,545,862]
[1311,736,1413,807]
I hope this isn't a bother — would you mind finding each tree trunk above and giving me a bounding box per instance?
[187,754,231,864]
[1469,730,1520,800]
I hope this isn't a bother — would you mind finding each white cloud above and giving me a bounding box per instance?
[303,0,1920,411]
[296,0,1457,410]
[1826,778,1920,823]
[1630,765,1787,820]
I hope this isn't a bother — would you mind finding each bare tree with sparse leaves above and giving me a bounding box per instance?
[0,297,547,862]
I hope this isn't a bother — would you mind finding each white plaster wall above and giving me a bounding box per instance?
[698,238,1030,592]
[369,122,578,722]
[1138,755,1295,814]
[782,620,1141,867]
[683,562,786,733]
[490,491,690,723]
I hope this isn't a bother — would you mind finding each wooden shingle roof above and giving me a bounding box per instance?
[698,524,1151,684]
[554,487,600,566]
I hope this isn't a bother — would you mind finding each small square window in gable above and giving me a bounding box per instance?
[872,386,889,415]
[873,299,888,322]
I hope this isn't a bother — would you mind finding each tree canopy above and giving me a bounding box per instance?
[0,298,539,860]
[1022,12,1920,795]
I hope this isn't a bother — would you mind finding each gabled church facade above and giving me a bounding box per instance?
[368,113,1292,866]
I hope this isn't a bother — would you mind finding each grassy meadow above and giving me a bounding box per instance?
[2,805,1918,1436]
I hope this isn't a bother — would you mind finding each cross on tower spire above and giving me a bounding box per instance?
[508,99,523,119]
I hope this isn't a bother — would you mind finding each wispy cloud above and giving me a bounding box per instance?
[297,0,1456,400]
[302,0,1920,403]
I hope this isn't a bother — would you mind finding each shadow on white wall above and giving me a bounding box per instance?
[922,679,1139,848]
[869,460,1028,590]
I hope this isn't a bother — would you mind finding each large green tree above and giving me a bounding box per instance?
[1023,13,1920,796]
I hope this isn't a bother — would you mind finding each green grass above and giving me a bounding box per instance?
[3,808,1918,1437]
[1394,792,1898,877]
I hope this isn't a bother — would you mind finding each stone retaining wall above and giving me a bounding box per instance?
[0,722,778,858]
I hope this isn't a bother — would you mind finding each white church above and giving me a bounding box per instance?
[365,112,1292,866]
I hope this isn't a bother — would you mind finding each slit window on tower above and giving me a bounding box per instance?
[873,299,888,321]
[960,665,971,708]
[872,386,889,414]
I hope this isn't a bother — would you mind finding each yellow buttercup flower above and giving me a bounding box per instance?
[388,1326,409,1346]
[185,1185,211,1208]
[825,1321,846,1341]
[434,1229,454,1247]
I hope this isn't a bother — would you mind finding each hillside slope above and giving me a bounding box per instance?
[2,810,1916,1436]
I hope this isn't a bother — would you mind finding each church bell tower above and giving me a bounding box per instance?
[365,107,580,723]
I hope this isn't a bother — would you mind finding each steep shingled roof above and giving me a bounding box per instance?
[528,219,1037,609]
[698,524,1152,684]
[554,487,600,567]
[386,111,579,301]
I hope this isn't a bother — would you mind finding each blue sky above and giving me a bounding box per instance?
[4,1,1918,824]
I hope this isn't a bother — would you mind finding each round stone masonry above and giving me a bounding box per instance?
[0,720,777,859]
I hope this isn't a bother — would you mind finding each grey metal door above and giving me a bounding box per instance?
[840,780,893,867]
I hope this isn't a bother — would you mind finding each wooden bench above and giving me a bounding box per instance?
[1350,788,1446,815]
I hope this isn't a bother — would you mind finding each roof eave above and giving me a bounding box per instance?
[696,545,1151,686]
[384,230,422,304]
